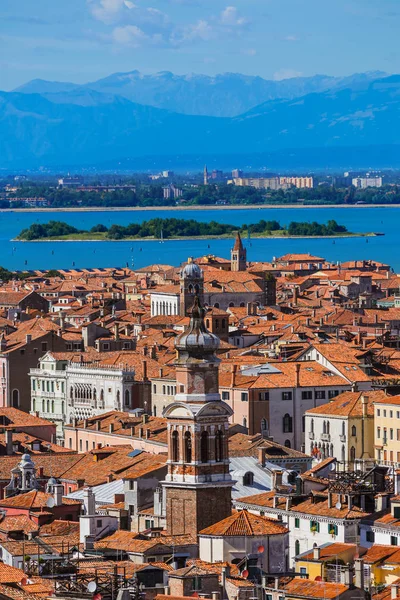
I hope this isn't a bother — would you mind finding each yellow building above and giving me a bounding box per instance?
[295,543,358,581]
[374,395,400,466]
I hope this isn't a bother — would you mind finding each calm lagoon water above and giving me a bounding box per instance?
[1,206,399,271]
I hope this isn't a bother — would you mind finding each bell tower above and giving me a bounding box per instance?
[179,258,204,317]
[163,296,233,538]
[231,232,246,271]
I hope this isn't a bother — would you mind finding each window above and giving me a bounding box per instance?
[172,431,179,462]
[391,536,398,546]
[145,519,153,530]
[351,425,357,437]
[315,391,326,400]
[222,391,230,401]
[41,342,48,352]
[285,440,291,448]
[328,390,339,399]
[328,524,338,536]
[215,430,223,462]
[300,567,307,577]
[384,410,387,417]
[259,391,269,401]
[295,540,300,557]
[79,440,82,452]
[377,427,381,439]
[184,431,192,463]
[366,531,375,543]
[192,578,202,592]
[282,392,292,401]
[295,517,300,528]
[283,413,293,433]
[377,409,380,416]
[243,472,254,486]
[125,390,130,407]
[200,431,209,463]
[32,380,36,391]
[302,391,312,400]
[153,384,156,394]
[310,521,320,533]
[96,520,102,528]
[390,429,394,440]
[241,392,248,402]
[69,438,72,449]
[12,389,19,408]
[391,411,394,418]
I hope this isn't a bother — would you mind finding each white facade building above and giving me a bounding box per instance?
[150,292,179,317]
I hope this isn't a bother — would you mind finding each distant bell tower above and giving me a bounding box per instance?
[179,258,204,317]
[231,231,247,271]
[163,296,233,538]
[203,165,208,186]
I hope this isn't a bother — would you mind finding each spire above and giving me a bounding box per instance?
[233,231,244,251]
[203,165,208,186]
[175,295,220,361]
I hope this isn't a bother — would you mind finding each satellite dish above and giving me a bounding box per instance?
[46,497,55,508]
[87,582,97,593]
[335,501,342,510]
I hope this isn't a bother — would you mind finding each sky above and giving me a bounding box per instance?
[1,0,400,90]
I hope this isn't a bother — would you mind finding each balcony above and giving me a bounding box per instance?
[308,432,315,440]
[320,433,331,442]
[339,435,346,442]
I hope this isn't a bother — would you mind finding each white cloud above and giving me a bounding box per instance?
[273,68,303,80]
[89,0,134,24]
[283,35,299,42]
[220,6,245,26]
[242,47,257,56]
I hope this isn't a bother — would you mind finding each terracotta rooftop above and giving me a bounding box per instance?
[199,509,288,537]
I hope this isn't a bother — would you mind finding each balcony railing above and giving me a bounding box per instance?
[339,435,346,442]
[308,432,315,440]
[321,433,331,442]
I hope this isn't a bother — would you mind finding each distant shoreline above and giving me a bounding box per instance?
[14,232,378,243]
[2,204,400,213]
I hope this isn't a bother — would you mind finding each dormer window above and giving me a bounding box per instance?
[243,472,254,486]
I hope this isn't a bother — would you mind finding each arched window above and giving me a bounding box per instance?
[243,417,247,429]
[51,400,54,413]
[100,389,104,407]
[229,302,235,308]
[194,284,200,294]
[323,421,326,434]
[341,445,346,462]
[283,413,293,433]
[261,418,267,433]
[42,400,45,412]
[215,430,223,462]
[351,425,357,437]
[172,431,179,462]
[285,439,291,448]
[243,472,254,486]
[154,406,157,416]
[125,389,130,407]
[295,540,300,557]
[342,421,345,436]
[12,389,19,408]
[32,399,36,411]
[326,421,330,435]
[184,431,192,463]
[93,388,97,402]
[61,401,65,414]
[116,390,120,408]
[47,400,50,413]
[188,284,193,294]
[311,419,314,433]
[350,446,356,462]
[70,386,74,400]
[201,431,209,463]
[214,303,220,309]
[240,302,245,308]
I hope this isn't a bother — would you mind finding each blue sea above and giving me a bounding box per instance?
[1,206,398,271]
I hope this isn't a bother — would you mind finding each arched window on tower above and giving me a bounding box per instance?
[12,389,19,408]
[184,431,192,463]
[172,431,179,462]
[125,389,130,407]
[283,413,293,433]
[201,431,209,463]
[215,430,223,462]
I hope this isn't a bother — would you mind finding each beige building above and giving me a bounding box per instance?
[374,394,400,467]
[305,390,386,464]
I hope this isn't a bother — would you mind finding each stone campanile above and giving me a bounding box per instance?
[162,296,233,538]
[230,231,247,271]
[179,258,204,317]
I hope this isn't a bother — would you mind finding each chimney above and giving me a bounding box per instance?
[96,420,101,431]
[231,364,237,387]
[142,414,149,424]
[53,483,64,507]
[159,367,163,378]
[328,493,333,508]
[143,360,148,381]
[150,346,156,359]
[5,429,13,456]
[114,324,119,340]
[354,558,365,590]
[361,395,368,418]
[247,303,252,316]
[258,447,266,468]
[313,547,320,560]
[109,423,114,433]
[391,585,400,600]
[295,363,300,387]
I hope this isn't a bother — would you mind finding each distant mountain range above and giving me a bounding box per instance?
[13,70,386,117]
[2,70,400,170]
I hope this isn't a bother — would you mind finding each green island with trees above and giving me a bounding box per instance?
[16,218,377,242]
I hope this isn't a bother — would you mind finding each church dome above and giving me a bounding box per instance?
[181,258,202,280]
[19,453,34,466]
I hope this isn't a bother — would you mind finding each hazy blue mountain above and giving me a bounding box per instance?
[13,70,387,117]
[2,75,400,169]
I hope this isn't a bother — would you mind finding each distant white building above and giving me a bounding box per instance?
[352,177,382,189]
